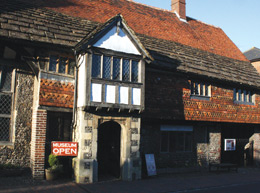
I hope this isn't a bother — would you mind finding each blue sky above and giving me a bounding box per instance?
[133,0,259,52]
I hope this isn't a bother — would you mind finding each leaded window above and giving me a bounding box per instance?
[190,81,210,98]
[103,56,111,79]
[92,54,101,78]
[0,67,14,142]
[113,57,121,80]
[92,54,139,82]
[46,55,75,76]
[234,88,254,105]
[132,60,139,82]
[122,59,130,82]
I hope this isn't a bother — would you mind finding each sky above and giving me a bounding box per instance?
[133,0,259,53]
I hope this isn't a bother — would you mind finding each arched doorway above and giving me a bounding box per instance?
[97,121,121,181]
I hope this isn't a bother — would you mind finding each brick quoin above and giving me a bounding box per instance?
[30,109,47,180]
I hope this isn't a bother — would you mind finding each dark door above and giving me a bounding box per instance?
[45,112,72,178]
[97,121,121,180]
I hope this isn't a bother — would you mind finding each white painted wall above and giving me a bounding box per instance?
[94,26,141,55]
[77,54,87,107]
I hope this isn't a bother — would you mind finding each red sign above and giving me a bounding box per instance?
[51,142,78,156]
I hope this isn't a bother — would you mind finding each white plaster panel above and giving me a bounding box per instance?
[91,83,102,102]
[94,26,141,55]
[119,86,129,104]
[105,85,116,103]
[77,55,87,107]
[132,88,141,106]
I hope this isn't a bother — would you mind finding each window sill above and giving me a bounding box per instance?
[92,78,142,86]
[160,151,193,154]
[234,101,255,106]
[190,95,210,101]
[0,141,14,147]
[40,70,74,78]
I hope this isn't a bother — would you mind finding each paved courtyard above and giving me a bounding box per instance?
[1,168,260,193]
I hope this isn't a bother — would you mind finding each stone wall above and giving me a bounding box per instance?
[0,72,34,167]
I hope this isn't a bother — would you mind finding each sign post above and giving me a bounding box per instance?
[51,141,78,156]
[145,154,157,176]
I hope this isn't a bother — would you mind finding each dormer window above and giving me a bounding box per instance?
[190,81,211,100]
[233,88,254,105]
[91,54,140,83]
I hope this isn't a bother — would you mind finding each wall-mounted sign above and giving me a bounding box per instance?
[51,142,78,156]
[224,139,236,151]
[145,154,157,176]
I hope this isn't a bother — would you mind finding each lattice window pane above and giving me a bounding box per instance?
[0,94,12,114]
[132,60,139,82]
[92,54,101,78]
[0,69,12,91]
[68,59,75,76]
[103,56,111,79]
[59,57,67,74]
[39,58,48,71]
[113,57,120,80]
[122,59,130,82]
[243,90,247,102]
[205,84,208,96]
[195,83,199,95]
[249,91,252,103]
[0,117,10,141]
[49,55,58,72]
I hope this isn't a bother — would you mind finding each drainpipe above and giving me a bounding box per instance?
[70,49,79,141]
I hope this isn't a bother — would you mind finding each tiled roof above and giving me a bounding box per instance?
[0,0,99,47]
[244,47,260,61]
[1,0,260,88]
[138,34,260,87]
[18,0,247,62]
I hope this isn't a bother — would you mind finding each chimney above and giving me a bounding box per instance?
[171,0,186,20]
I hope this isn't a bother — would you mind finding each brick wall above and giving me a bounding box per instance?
[30,109,47,179]
[145,69,260,123]
[39,79,74,108]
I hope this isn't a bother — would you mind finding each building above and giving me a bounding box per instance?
[244,47,260,73]
[1,0,260,183]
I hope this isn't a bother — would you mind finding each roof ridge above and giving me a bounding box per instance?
[127,0,221,29]
[187,16,221,29]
